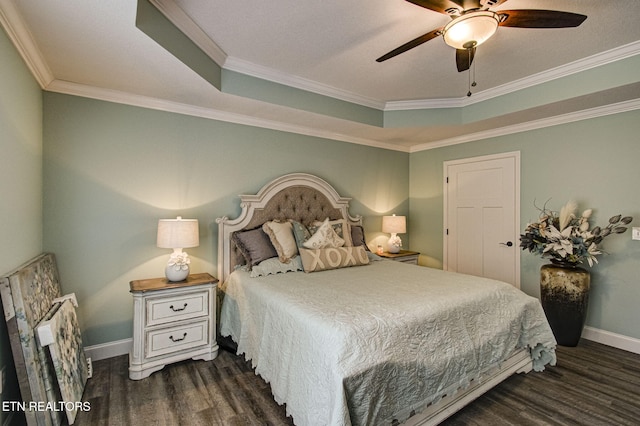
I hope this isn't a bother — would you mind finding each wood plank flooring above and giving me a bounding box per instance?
[74,339,640,425]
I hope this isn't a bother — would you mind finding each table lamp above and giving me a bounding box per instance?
[382,214,406,254]
[157,216,199,281]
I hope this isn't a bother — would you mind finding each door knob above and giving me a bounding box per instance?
[500,241,513,247]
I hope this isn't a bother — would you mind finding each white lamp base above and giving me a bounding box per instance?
[164,249,191,282]
[165,265,189,282]
[388,233,402,254]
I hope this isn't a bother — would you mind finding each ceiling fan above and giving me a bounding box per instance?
[376,0,587,73]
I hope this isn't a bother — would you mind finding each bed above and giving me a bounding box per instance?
[217,173,556,426]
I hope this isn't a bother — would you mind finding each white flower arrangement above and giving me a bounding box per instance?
[520,200,632,267]
[388,235,402,249]
[167,252,191,271]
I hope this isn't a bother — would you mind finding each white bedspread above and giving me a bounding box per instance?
[220,260,556,426]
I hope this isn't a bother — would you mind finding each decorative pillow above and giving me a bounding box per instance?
[303,218,345,249]
[262,220,298,263]
[231,228,278,268]
[350,225,370,251]
[310,219,353,247]
[290,220,312,248]
[299,246,370,273]
[250,256,303,278]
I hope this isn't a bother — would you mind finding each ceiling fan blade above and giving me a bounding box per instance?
[456,47,475,72]
[405,0,479,15]
[498,10,587,28]
[376,28,443,62]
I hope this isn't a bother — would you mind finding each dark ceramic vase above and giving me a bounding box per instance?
[540,263,590,347]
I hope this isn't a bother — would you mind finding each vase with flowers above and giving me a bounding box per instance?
[520,200,632,346]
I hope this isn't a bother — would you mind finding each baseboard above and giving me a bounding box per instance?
[83,328,640,362]
[582,326,640,355]
[84,338,132,361]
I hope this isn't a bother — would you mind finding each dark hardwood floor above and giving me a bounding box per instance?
[74,339,640,425]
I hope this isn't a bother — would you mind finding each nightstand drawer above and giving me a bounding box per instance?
[146,290,209,327]
[146,320,209,358]
[395,255,419,264]
[378,250,420,265]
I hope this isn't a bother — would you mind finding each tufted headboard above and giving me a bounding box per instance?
[216,173,362,282]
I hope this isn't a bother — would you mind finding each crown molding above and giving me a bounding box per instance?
[387,40,640,110]
[46,79,408,153]
[214,40,640,112]
[224,38,640,112]
[461,40,640,105]
[149,0,227,65]
[409,97,640,152]
[0,0,54,88]
[47,78,640,156]
[384,97,463,111]
[223,56,386,110]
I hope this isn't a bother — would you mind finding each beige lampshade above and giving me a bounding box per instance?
[157,217,199,249]
[382,214,406,234]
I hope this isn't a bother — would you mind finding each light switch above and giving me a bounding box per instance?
[632,227,640,241]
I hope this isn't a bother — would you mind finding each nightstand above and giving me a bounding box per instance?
[378,250,420,265]
[128,273,219,380]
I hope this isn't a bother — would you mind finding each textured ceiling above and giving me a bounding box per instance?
[177,0,640,101]
[2,0,640,151]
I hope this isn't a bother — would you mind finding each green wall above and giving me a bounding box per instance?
[42,93,409,346]
[0,26,42,424]
[410,110,640,339]
[44,90,639,348]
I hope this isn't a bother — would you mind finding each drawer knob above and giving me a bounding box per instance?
[169,303,188,312]
[169,332,188,342]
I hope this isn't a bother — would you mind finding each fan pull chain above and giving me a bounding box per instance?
[467,50,471,96]
[472,58,477,88]
[467,50,477,97]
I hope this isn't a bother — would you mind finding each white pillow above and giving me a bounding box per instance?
[250,256,303,277]
[303,218,345,249]
[311,218,353,247]
[262,221,298,263]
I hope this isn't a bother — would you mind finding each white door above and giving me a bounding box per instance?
[444,152,520,287]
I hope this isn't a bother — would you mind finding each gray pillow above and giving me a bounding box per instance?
[350,225,370,251]
[231,227,278,268]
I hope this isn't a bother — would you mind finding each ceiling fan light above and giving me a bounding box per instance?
[443,11,499,49]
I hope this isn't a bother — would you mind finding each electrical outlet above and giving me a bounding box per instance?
[633,227,640,241]
[86,358,93,379]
